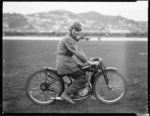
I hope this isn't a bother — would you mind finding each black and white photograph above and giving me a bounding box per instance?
[2,1,148,114]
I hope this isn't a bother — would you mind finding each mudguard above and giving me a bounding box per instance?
[90,67,118,87]
[104,67,118,71]
[44,67,58,74]
[99,67,118,75]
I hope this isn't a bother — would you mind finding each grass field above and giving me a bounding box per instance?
[2,39,148,114]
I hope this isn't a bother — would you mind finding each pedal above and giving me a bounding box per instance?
[51,97,63,100]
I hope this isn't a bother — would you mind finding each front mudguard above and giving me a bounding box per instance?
[97,67,118,76]
[90,67,118,87]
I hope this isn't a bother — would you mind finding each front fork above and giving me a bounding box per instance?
[100,63,112,90]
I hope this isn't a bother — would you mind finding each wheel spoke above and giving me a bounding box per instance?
[26,69,63,105]
[48,88,59,93]
[94,70,126,104]
[30,91,40,95]
[39,72,46,82]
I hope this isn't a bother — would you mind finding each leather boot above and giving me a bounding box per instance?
[61,92,75,104]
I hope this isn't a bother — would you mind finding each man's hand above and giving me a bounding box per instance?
[86,60,99,66]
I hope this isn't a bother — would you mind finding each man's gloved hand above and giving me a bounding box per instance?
[89,57,102,62]
[86,60,99,66]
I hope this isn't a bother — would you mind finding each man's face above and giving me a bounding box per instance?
[71,28,81,39]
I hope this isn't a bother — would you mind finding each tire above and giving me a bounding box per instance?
[93,69,127,104]
[25,69,64,105]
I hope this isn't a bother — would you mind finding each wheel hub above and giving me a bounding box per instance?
[40,83,49,92]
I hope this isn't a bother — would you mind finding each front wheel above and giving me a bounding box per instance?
[25,69,63,105]
[93,69,127,104]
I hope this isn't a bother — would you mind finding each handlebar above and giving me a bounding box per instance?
[80,57,103,71]
[90,57,102,63]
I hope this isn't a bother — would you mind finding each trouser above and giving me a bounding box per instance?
[64,70,86,95]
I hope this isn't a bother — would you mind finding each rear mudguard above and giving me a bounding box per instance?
[90,67,118,87]
[44,67,58,74]
[44,67,65,94]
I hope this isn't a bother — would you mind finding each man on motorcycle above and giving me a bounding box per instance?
[56,20,98,104]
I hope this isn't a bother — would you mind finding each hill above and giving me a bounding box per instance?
[3,10,148,36]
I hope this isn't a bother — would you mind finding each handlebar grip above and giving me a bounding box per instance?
[90,57,102,61]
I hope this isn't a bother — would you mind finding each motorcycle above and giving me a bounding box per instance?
[25,57,127,105]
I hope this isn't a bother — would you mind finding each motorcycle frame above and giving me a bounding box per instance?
[44,62,118,101]
[44,67,92,100]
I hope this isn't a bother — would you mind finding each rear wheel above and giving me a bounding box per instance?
[25,69,63,105]
[93,69,126,104]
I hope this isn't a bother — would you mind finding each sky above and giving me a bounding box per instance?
[3,1,148,21]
